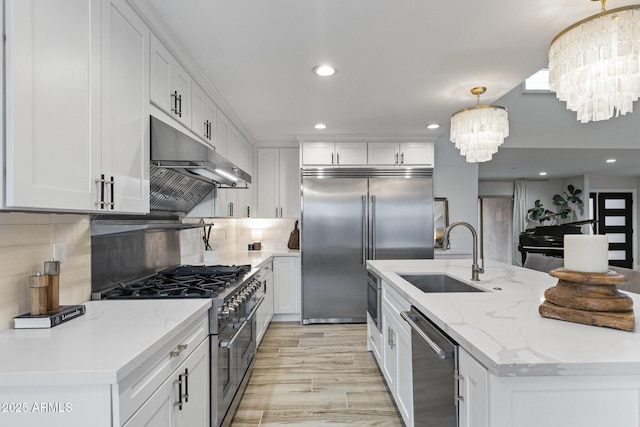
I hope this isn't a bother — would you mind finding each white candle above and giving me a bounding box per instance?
[563,235,609,273]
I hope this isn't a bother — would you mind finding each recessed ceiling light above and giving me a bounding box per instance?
[313,65,336,77]
[426,123,440,129]
[606,158,616,163]
[314,123,327,130]
[539,171,547,176]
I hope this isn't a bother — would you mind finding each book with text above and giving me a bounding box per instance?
[13,305,86,329]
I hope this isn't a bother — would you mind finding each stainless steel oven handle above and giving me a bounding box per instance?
[219,296,264,349]
[400,311,446,359]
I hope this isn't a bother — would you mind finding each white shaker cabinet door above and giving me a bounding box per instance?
[4,0,100,210]
[273,256,300,315]
[257,148,279,218]
[100,0,150,214]
[458,348,488,427]
[279,148,300,218]
[399,142,434,166]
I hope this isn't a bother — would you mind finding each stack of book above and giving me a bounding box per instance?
[13,304,86,329]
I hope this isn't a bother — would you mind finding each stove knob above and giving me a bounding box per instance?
[218,306,230,319]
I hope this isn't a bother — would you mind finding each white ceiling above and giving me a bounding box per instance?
[144,0,640,179]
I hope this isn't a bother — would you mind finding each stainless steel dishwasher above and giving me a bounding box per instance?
[401,306,459,427]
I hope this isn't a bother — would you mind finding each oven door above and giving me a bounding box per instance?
[218,295,263,426]
[367,271,381,331]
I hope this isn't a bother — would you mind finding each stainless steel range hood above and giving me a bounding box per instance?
[150,116,251,213]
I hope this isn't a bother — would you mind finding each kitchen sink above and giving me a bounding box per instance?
[399,274,485,293]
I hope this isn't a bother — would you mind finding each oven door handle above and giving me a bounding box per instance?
[219,296,264,349]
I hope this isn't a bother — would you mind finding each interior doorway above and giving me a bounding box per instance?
[479,197,513,264]
[589,192,634,269]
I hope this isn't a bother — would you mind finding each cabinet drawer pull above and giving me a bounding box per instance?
[96,174,106,208]
[183,368,189,403]
[170,344,188,358]
[174,376,183,410]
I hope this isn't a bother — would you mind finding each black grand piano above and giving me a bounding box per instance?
[518,220,596,265]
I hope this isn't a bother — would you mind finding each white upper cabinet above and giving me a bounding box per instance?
[188,81,218,146]
[302,141,433,167]
[4,0,99,211]
[301,142,367,166]
[150,34,191,128]
[192,83,217,145]
[235,136,254,218]
[4,0,149,213]
[100,0,150,213]
[368,142,434,166]
[257,148,300,218]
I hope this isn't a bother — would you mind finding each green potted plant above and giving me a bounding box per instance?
[527,185,584,225]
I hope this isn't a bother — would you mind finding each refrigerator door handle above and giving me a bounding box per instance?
[362,195,367,265]
[371,195,377,260]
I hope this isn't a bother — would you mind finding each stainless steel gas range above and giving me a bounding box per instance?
[91,225,262,427]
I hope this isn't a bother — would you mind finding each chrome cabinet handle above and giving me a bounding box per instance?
[336,152,340,164]
[174,376,184,410]
[454,370,464,406]
[401,153,405,164]
[171,91,182,117]
[331,152,334,164]
[400,311,446,359]
[275,207,279,217]
[170,343,188,358]
[280,207,283,217]
[395,153,399,164]
[96,174,106,208]
[95,175,115,209]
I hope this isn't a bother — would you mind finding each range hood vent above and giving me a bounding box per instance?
[149,116,251,213]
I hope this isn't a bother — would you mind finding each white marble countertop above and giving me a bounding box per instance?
[0,299,211,387]
[214,249,299,268]
[368,259,640,377]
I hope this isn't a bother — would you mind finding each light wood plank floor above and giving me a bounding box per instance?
[232,322,404,426]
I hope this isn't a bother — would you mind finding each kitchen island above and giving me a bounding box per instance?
[368,259,640,427]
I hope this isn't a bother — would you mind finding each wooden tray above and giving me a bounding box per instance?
[539,301,635,332]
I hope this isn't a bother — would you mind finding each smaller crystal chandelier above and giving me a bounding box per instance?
[549,0,640,123]
[449,87,509,163]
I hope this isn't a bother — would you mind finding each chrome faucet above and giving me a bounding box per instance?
[442,221,484,281]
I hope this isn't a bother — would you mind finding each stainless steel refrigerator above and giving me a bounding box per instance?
[301,168,434,324]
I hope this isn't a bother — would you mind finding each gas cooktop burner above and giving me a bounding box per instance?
[100,264,252,300]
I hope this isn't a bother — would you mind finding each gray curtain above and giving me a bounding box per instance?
[512,179,528,266]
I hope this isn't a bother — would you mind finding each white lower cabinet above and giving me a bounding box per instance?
[272,256,301,321]
[119,313,209,427]
[381,282,413,427]
[458,348,488,427]
[123,338,209,427]
[256,262,274,346]
[366,313,382,365]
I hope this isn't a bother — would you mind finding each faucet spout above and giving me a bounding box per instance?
[442,221,484,281]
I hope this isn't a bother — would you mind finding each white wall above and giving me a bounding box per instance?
[434,134,479,255]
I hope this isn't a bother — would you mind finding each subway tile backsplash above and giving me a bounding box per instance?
[0,212,91,331]
[180,217,299,264]
[0,212,297,331]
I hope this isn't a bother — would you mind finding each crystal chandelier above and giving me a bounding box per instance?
[548,1,640,123]
[450,87,509,163]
